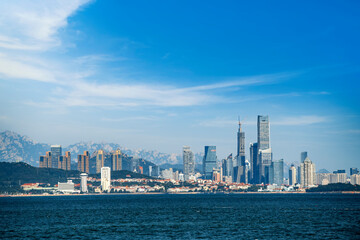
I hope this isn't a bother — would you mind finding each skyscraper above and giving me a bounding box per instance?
[78,151,90,173]
[236,118,247,183]
[96,150,104,174]
[80,173,88,193]
[249,142,258,184]
[58,151,71,170]
[183,146,195,180]
[51,145,62,169]
[289,164,297,186]
[300,157,316,188]
[222,154,233,180]
[39,151,51,168]
[270,159,284,186]
[301,152,308,163]
[350,168,359,175]
[203,146,217,180]
[111,149,122,171]
[257,115,272,184]
[101,167,111,192]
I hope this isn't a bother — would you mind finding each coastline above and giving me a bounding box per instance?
[2,191,360,198]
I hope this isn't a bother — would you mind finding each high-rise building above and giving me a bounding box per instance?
[80,173,88,193]
[101,167,111,192]
[203,146,217,180]
[350,168,359,176]
[111,149,122,171]
[58,151,71,170]
[51,145,62,169]
[300,157,316,188]
[289,164,297,186]
[183,146,195,180]
[39,151,52,168]
[78,151,90,173]
[257,115,272,184]
[249,142,258,184]
[96,150,104,174]
[222,154,233,180]
[300,152,308,163]
[270,159,284,186]
[236,118,247,183]
[350,174,360,185]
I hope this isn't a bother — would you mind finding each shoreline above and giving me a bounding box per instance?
[2,191,360,198]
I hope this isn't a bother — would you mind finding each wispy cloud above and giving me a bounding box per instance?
[101,116,157,122]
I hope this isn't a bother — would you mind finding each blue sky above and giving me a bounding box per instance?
[0,0,359,171]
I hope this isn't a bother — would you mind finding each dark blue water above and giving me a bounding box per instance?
[1,194,360,239]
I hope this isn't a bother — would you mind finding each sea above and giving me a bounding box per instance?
[1,193,360,239]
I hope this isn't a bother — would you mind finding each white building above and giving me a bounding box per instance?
[350,174,360,185]
[58,180,75,193]
[317,173,330,185]
[289,165,297,186]
[300,157,316,188]
[161,168,174,180]
[101,167,111,192]
[80,173,88,193]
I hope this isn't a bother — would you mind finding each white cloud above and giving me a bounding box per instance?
[0,0,91,50]
[272,116,327,126]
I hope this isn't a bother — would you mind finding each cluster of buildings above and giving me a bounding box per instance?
[38,115,359,192]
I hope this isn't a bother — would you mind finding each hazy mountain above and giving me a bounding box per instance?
[0,131,190,167]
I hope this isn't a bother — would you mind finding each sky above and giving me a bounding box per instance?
[0,0,359,171]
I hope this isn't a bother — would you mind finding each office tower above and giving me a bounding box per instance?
[257,115,272,184]
[236,118,247,183]
[350,174,360,185]
[58,151,71,170]
[289,164,297,186]
[96,150,104,174]
[203,146,217,180]
[270,159,284,186]
[78,151,90,173]
[39,151,52,168]
[301,152,308,163]
[51,145,62,168]
[223,154,233,180]
[183,146,195,181]
[350,168,359,176]
[249,142,258,183]
[300,157,316,188]
[111,149,122,171]
[80,173,88,193]
[101,167,111,192]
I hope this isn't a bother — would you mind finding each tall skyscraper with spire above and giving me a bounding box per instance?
[236,117,247,183]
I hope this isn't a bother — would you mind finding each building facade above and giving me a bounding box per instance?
[78,151,90,173]
[58,151,71,170]
[301,151,308,163]
[51,145,62,169]
[111,149,122,171]
[183,146,195,180]
[257,115,272,184]
[236,119,247,183]
[96,150,104,174]
[203,146,217,180]
[39,151,52,168]
[249,142,258,184]
[289,164,297,186]
[101,167,111,192]
[300,157,316,188]
[80,173,88,193]
[270,159,284,186]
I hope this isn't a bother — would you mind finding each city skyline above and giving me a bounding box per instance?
[0,1,359,172]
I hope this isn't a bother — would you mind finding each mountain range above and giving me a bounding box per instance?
[0,131,203,167]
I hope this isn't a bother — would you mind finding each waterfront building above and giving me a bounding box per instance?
[111,149,122,171]
[203,146,217,180]
[58,180,75,193]
[257,115,272,184]
[58,151,71,171]
[78,151,90,173]
[51,145,62,169]
[301,151,308,163]
[350,174,360,185]
[317,173,330,185]
[80,173,88,193]
[101,167,111,192]
[289,164,297,186]
[39,151,52,168]
[96,150,104,174]
[183,146,195,180]
[350,168,359,175]
[161,168,174,180]
[300,157,316,188]
[236,118,247,183]
[249,142,258,184]
[270,159,284,186]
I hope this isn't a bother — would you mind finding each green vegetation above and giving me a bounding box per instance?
[306,183,360,192]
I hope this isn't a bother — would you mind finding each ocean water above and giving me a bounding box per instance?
[1,193,360,239]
